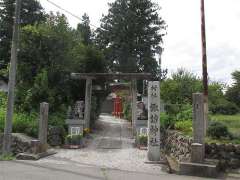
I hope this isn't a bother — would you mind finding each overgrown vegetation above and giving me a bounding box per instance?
[138,134,148,146]
[207,121,232,139]
[160,69,240,144]
[210,114,240,140]
[65,134,83,145]
[0,153,15,161]
[175,120,192,136]
[0,0,109,138]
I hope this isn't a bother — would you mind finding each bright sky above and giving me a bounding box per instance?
[39,0,240,85]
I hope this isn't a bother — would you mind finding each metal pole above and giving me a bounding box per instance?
[2,0,21,155]
[201,0,208,134]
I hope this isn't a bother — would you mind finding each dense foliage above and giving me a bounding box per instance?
[0,1,107,136]
[96,0,166,77]
[16,13,105,112]
[226,71,240,108]
[0,0,45,70]
[207,121,232,139]
[65,134,83,145]
[175,120,192,135]
[160,69,240,143]
[161,68,239,115]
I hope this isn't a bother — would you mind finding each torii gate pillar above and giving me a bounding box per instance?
[131,79,137,134]
[84,78,92,129]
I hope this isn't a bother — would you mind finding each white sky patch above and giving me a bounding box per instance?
[39,0,240,85]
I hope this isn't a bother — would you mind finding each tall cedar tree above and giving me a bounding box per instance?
[0,0,45,70]
[96,0,166,75]
[76,13,92,46]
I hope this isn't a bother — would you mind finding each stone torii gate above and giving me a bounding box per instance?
[71,73,152,130]
[71,73,161,161]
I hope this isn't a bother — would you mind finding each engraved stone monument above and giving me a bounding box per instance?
[147,81,160,161]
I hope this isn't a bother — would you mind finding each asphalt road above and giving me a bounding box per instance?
[0,160,214,180]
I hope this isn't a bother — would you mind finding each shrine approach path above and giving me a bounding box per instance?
[36,114,164,174]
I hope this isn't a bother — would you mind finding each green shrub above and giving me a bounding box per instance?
[1,92,38,136]
[164,104,181,115]
[0,108,5,133]
[123,102,131,121]
[160,112,175,129]
[210,101,239,115]
[0,108,38,137]
[49,112,66,128]
[13,112,38,137]
[0,92,7,107]
[0,154,15,160]
[175,120,192,135]
[207,121,232,139]
[138,134,147,146]
[0,92,6,133]
[65,134,83,145]
[176,104,192,121]
[0,103,67,138]
[48,112,67,143]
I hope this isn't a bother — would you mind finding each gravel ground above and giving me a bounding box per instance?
[37,114,165,175]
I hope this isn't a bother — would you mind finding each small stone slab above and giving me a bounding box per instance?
[16,150,56,161]
[138,146,147,150]
[179,161,218,178]
[166,155,180,174]
[97,138,122,149]
[144,160,167,165]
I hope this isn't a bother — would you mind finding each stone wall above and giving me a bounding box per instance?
[48,126,65,146]
[161,130,192,162]
[162,130,240,169]
[0,133,33,155]
[205,143,240,169]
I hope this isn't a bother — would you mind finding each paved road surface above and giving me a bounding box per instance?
[0,114,225,180]
[0,160,216,180]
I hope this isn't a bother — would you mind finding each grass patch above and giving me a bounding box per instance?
[205,137,240,144]
[0,154,15,161]
[173,114,240,144]
[174,120,193,136]
[210,114,240,138]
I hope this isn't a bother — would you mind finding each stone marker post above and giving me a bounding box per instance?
[38,102,49,152]
[191,93,205,163]
[147,81,160,161]
[84,78,92,129]
[131,79,137,134]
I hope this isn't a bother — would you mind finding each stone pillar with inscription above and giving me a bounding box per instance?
[147,81,160,161]
[38,102,49,152]
[191,93,205,163]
